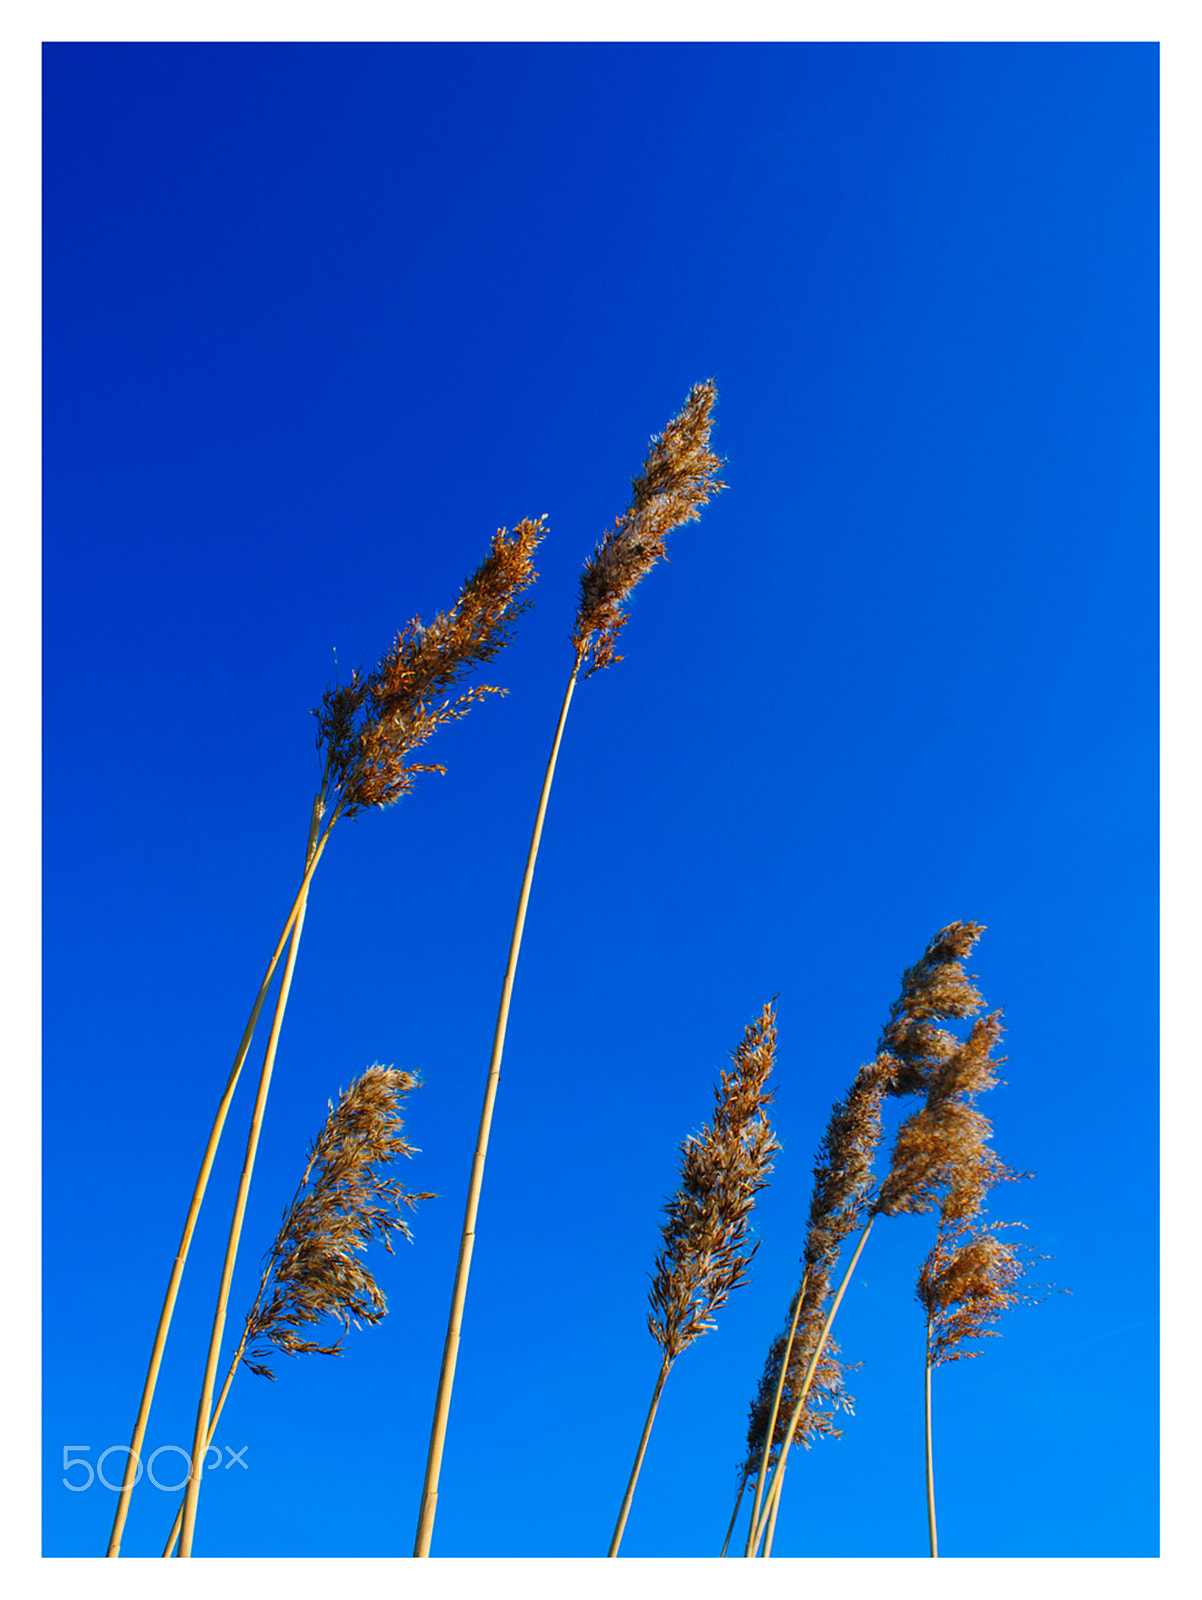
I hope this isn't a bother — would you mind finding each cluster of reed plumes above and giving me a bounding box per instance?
[607,1006,779,1556]
[712,921,1048,1561]
[105,380,1052,1560]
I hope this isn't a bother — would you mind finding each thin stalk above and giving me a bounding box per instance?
[761,1460,785,1556]
[105,795,333,1557]
[746,1268,808,1554]
[925,1317,938,1558]
[718,1466,749,1558]
[177,807,324,1557]
[413,658,582,1557]
[160,1197,292,1560]
[608,1358,672,1557]
[748,1216,877,1556]
[161,1336,243,1558]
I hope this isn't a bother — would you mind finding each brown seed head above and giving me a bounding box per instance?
[918,1219,1043,1366]
[572,380,725,676]
[314,519,543,816]
[647,1002,779,1362]
[241,1065,434,1379]
[876,1010,1010,1217]
[877,921,987,1097]
[803,1056,892,1273]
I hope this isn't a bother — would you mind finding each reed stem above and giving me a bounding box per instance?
[761,1459,785,1556]
[177,806,324,1556]
[747,1216,876,1556]
[161,1337,244,1558]
[413,659,581,1557]
[718,1466,749,1557]
[608,1358,672,1557]
[925,1316,938,1558]
[105,795,332,1557]
[746,1268,808,1554]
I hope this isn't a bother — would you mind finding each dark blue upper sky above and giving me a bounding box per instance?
[42,42,1156,1561]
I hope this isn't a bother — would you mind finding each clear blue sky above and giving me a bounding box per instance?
[43,42,1157,1560]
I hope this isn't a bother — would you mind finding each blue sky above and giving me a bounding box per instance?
[41,41,1157,1564]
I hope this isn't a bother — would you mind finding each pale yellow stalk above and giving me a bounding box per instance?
[413,659,581,1557]
[608,1358,672,1557]
[105,796,333,1557]
[925,1316,938,1557]
[761,1460,785,1556]
[747,1217,877,1556]
[718,1466,750,1558]
[176,808,325,1556]
[161,1341,243,1558]
[746,1269,808,1554]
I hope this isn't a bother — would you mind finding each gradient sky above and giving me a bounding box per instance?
[42,41,1157,1565]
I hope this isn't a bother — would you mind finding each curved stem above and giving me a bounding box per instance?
[413,658,581,1557]
[745,1269,808,1555]
[161,1215,287,1558]
[160,1336,245,1558]
[105,796,333,1557]
[761,1459,785,1556]
[748,1215,877,1556]
[925,1317,938,1558]
[176,807,325,1556]
[718,1467,749,1558]
[608,1358,672,1557]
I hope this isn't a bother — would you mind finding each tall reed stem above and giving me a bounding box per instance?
[761,1460,785,1556]
[414,659,581,1557]
[608,1358,672,1557]
[747,1216,876,1556]
[176,806,324,1557]
[925,1316,938,1557]
[161,1334,245,1558]
[746,1269,808,1553]
[105,796,333,1557]
[718,1466,749,1557]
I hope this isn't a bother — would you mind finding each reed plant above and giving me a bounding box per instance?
[163,1065,430,1555]
[110,522,540,1557]
[744,922,1005,1556]
[608,1003,779,1557]
[414,381,724,1555]
[916,1217,1036,1557]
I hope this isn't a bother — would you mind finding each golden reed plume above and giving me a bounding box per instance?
[241,1065,433,1377]
[609,1003,778,1558]
[572,378,724,675]
[162,1067,430,1556]
[316,519,544,815]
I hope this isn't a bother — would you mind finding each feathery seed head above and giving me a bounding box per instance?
[803,1056,892,1272]
[878,921,986,1097]
[241,1065,434,1379]
[314,519,543,817]
[918,1219,1043,1366]
[877,986,1011,1218]
[647,1002,779,1362]
[572,380,724,676]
